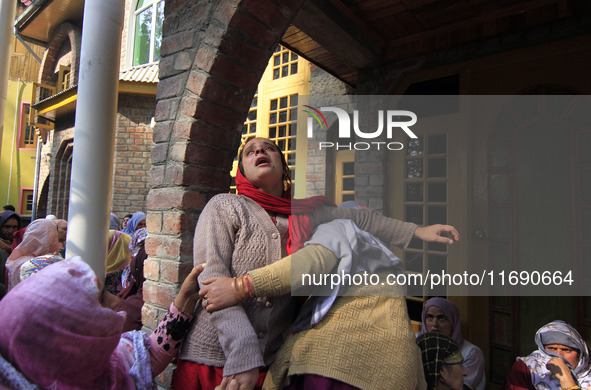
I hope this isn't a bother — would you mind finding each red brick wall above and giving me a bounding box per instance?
[111,93,156,218]
[148,0,306,386]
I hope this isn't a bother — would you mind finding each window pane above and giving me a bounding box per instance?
[270,99,278,111]
[278,125,286,138]
[428,135,446,154]
[343,162,355,176]
[406,159,423,178]
[428,158,446,177]
[406,205,423,225]
[153,0,164,62]
[282,66,288,77]
[269,113,277,125]
[407,137,423,156]
[290,95,298,107]
[343,178,355,191]
[428,254,447,273]
[280,97,288,109]
[343,194,355,202]
[428,182,446,202]
[273,68,280,79]
[405,253,423,273]
[279,111,287,123]
[406,183,423,202]
[291,63,298,74]
[282,52,289,62]
[274,55,280,66]
[428,206,446,225]
[136,0,146,10]
[133,6,152,65]
[291,52,298,61]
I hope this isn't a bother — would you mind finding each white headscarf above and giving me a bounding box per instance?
[519,320,591,389]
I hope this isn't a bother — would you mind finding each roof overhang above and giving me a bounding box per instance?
[15,0,84,45]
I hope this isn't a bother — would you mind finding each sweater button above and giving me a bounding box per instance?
[265,300,273,308]
[271,233,278,239]
[258,332,265,339]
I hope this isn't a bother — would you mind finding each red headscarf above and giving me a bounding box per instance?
[235,169,334,253]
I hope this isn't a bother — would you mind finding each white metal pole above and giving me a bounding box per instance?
[0,0,17,155]
[32,130,41,220]
[7,79,20,204]
[65,0,125,281]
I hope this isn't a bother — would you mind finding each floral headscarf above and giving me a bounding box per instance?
[519,320,591,389]
[5,219,61,290]
[130,228,148,258]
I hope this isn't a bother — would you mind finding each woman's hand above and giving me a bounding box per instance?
[215,368,259,390]
[414,224,460,245]
[546,357,577,388]
[173,263,206,314]
[199,276,240,312]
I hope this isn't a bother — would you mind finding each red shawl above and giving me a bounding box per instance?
[235,169,334,253]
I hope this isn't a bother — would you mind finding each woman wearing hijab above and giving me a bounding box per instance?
[0,256,205,389]
[173,137,460,389]
[0,211,19,296]
[105,230,132,295]
[113,228,149,332]
[417,332,469,390]
[122,212,146,235]
[417,298,486,390]
[110,213,121,230]
[5,219,62,290]
[503,321,591,390]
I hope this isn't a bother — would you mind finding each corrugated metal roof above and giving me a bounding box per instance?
[119,63,159,83]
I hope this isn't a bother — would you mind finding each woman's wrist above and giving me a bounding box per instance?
[232,275,255,301]
[173,293,197,315]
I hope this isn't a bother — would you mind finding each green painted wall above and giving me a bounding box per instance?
[0,80,36,216]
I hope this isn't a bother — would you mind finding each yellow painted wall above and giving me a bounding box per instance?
[0,80,37,215]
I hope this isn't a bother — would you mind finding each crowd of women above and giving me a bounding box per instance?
[0,137,588,390]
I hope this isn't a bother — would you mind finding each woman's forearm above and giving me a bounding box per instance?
[249,245,338,296]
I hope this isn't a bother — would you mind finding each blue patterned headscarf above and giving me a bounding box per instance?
[519,320,591,389]
[121,212,146,235]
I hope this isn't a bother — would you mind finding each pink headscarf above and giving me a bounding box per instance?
[417,297,464,347]
[0,257,134,389]
[5,219,61,290]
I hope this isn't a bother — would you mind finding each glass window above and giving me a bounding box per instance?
[19,103,36,149]
[271,45,299,80]
[132,0,164,66]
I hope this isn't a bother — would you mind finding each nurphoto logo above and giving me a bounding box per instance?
[303,105,418,151]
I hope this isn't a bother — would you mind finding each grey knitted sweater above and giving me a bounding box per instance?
[179,194,417,376]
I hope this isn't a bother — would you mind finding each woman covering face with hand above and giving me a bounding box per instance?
[503,320,591,390]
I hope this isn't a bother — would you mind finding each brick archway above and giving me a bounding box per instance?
[144,0,305,360]
[39,22,81,86]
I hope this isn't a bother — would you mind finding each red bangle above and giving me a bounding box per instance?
[245,275,253,297]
